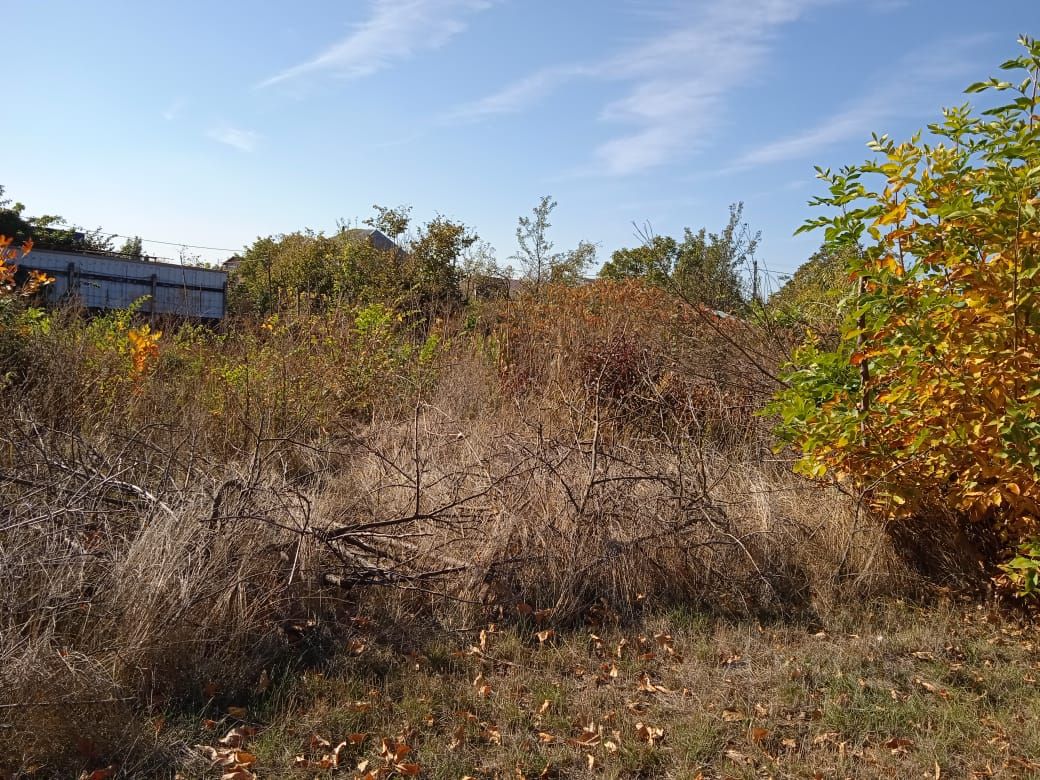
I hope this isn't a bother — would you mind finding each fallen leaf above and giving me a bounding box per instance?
[635,722,664,746]
[884,736,915,754]
[484,725,502,745]
[725,748,750,764]
[218,726,257,748]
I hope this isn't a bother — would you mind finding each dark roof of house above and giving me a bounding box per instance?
[342,227,399,252]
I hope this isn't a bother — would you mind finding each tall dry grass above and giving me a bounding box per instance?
[0,284,914,775]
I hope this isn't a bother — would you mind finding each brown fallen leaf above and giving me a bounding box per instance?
[226,706,248,720]
[634,722,664,746]
[721,708,743,722]
[884,736,915,754]
[218,726,257,748]
[484,725,502,745]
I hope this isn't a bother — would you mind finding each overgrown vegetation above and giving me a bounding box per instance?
[771,35,1040,596]
[1,37,1038,780]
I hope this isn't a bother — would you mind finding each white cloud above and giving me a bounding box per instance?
[208,125,260,152]
[257,0,492,88]
[449,64,592,120]
[449,0,827,175]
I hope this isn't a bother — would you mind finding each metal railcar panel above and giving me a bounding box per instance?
[14,248,227,319]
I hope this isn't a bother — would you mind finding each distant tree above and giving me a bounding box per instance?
[599,234,678,286]
[672,203,756,313]
[513,196,556,291]
[229,206,475,316]
[406,214,477,313]
[119,235,144,260]
[0,186,31,241]
[0,186,113,252]
[768,245,854,344]
[513,196,596,291]
[548,239,596,285]
[364,204,412,244]
[600,204,756,313]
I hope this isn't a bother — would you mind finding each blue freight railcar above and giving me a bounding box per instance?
[16,248,227,319]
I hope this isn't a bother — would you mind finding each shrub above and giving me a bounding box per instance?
[770,37,1040,593]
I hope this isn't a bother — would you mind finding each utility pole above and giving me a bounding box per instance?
[752,258,760,303]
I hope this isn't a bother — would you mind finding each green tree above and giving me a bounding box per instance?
[548,239,596,285]
[405,214,477,313]
[513,196,595,291]
[672,203,755,313]
[119,235,144,260]
[0,186,31,242]
[513,195,556,291]
[599,235,678,286]
[364,204,412,244]
[0,186,112,252]
[768,245,855,344]
[229,206,475,316]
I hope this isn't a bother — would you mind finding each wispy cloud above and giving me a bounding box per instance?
[449,64,593,120]
[449,0,826,175]
[207,125,260,152]
[257,0,492,88]
[728,35,990,170]
[162,98,186,121]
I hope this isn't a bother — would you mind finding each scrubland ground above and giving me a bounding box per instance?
[175,599,1040,780]
[0,285,1033,778]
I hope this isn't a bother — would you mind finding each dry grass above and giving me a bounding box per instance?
[179,599,1040,779]
[0,286,1006,777]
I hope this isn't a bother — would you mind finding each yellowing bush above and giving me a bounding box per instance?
[771,38,1040,594]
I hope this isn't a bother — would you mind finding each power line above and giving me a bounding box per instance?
[98,231,241,254]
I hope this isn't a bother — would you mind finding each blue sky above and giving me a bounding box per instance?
[5,0,1037,287]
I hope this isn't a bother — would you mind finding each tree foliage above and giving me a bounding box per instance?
[0,185,113,253]
[229,206,476,317]
[767,245,856,345]
[599,235,678,287]
[512,196,595,291]
[769,37,1040,593]
[599,203,756,314]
